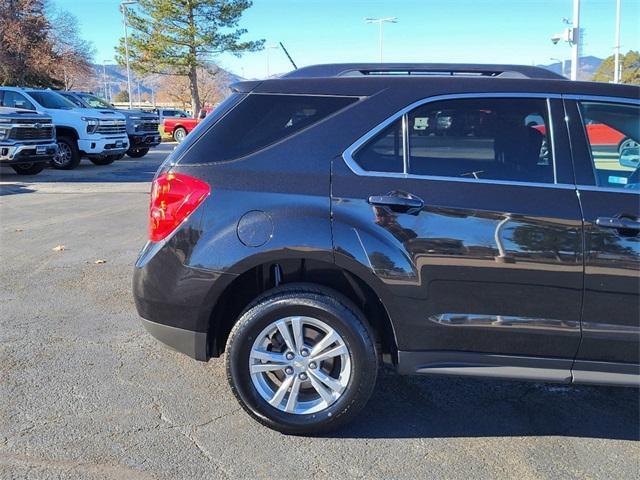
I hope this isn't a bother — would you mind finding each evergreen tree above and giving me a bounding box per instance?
[116,0,263,115]
[592,50,640,85]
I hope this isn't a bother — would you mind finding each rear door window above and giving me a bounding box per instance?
[578,101,640,190]
[407,98,554,183]
[184,94,358,163]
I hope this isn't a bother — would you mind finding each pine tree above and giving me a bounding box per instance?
[592,50,640,85]
[116,0,263,115]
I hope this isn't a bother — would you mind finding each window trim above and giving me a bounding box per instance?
[573,97,640,194]
[343,92,567,187]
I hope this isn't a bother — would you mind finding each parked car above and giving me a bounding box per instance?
[162,108,212,143]
[153,108,189,125]
[0,87,129,169]
[58,91,161,159]
[133,63,640,434]
[0,107,57,175]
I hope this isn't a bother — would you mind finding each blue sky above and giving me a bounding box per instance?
[53,0,640,79]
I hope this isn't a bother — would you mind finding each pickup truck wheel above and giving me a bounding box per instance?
[126,147,149,158]
[89,156,117,166]
[51,137,80,170]
[173,127,187,143]
[226,284,378,435]
[12,163,45,175]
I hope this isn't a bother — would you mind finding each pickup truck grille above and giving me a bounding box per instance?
[96,121,126,135]
[10,126,55,141]
[139,121,160,132]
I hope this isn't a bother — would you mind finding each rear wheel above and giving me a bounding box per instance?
[173,127,187,143]
[51,137,80,170]
[126,147,149,158]
[225,284,378,435]
[12,163,45,175]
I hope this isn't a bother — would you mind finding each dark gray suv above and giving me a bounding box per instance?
[133,64,640,434]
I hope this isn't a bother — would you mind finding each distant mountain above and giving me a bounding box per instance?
[72,64,242,102]
[538,55,603,80]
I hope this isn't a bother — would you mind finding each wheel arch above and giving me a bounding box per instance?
[55,126,79,140]
[208,255,398,363]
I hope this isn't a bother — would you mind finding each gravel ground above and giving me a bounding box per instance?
[1,146,639,479]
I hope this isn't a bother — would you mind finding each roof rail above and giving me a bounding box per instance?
[282,63,565,80]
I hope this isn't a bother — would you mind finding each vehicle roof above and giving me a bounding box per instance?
[233,75,640,100]
[282,63,565,80]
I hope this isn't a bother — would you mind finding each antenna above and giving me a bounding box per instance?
[279,42,298,70]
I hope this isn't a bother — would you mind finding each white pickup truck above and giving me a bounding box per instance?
[0,87,130,169]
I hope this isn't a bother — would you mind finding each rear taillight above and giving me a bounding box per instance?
[149,172,210,242]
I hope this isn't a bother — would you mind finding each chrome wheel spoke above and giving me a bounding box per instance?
[250,349,286,363]
[310,329,338,357]
[308,368,344,395]
[269,374,294,408]
[276,319,296,352]
[310,344,348,363]
[307,372,334,405]
[290,316,304,351]
[284,376,302,413]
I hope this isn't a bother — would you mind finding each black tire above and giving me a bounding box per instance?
[126,147,149,158]
[51,136,81,170]
[89,156,117,166]
[225,283,378,435]
[11,163,45,175]
[173,127,187,143]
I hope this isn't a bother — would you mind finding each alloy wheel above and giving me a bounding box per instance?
[53,141,72,167]
[249,316,351,414]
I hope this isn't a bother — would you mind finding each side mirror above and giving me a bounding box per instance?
[620,146,640,169]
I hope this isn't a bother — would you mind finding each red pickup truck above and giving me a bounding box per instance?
[163,108,213,143]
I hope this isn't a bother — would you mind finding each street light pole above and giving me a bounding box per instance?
[614,0,621,83]
[365,17,398,63]
[120,1,137,109]
[570,0,581,81]
[102,62,108,100]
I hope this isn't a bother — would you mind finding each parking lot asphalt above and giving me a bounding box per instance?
[1,144,639,479]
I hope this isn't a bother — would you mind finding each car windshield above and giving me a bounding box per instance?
[27,91,76,110]
[78,93,112,109]
[59,93,85,108]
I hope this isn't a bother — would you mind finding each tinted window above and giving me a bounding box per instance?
[408,98,553,183]
[27,91,75,109]
[353,119,404,172]
[186,94,357,163]
[2,91,35,110]
[578,101,639,190]
[59,93,85,108]
[78,93,112,109]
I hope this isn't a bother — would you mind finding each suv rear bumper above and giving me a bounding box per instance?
[0,142,57,165]
[140,318,208,360]
[133,241,237,361]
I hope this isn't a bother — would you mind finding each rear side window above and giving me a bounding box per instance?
[407,98,553,183]
[578,101,639,190]
[188,94,357,163]
[351,97,555,185]
[353,119,404,172]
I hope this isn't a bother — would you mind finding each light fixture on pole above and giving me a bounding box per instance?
[550,0,581,81]
[120,0,137,109]
[365,17,398,63]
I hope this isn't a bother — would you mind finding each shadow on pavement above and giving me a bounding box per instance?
[333,370,639,441]
[0,182,36,196]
